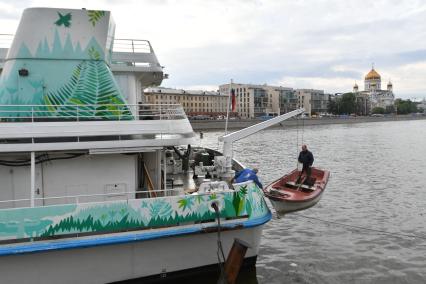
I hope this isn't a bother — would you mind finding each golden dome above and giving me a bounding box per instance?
[365,68,381,80]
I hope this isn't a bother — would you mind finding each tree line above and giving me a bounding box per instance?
[327,93,422,115]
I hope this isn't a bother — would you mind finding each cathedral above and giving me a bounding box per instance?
[353,67,395,113]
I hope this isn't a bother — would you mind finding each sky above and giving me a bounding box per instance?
[1,0,426,99]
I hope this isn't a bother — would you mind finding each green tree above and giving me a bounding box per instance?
[327,98,338,114]
[372,107,385,114]
[395,99,417,114]
[339,93,356,114]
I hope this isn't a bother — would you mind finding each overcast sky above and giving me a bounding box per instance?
[1,0,426,99]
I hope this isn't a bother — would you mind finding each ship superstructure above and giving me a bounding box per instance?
[0,8,272,283]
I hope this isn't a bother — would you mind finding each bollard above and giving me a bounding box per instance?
[223,238,251,284]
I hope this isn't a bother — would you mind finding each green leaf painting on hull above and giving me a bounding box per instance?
[149,200,173,219]
[55,12,72,28]
[178,197,194,212]
[0,181,269,242]
[88,47,101,60]
[233,185,248,216]
[87,10,106,27]
[0,24,133,120]
[43,60,132,120]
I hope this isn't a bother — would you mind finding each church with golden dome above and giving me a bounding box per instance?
[353,66,395,113]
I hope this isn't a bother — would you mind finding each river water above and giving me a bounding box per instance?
[196,119,426,284]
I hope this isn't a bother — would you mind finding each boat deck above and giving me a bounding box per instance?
[265,167,328,202]
[0,104,195,152]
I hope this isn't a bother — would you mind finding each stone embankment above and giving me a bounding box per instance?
[190,115,425,131]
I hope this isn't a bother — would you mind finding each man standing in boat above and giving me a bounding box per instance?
[233,168,263,189]
[297,144,314,184]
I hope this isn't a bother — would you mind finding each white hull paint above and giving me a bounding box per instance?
[0,226,264,284]
[270,193,323,215]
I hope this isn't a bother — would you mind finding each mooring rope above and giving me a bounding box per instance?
[296,116,299,170]
[292,213,426,240]
[212,202,227,280]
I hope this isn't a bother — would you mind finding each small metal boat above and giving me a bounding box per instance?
[263,167,330,215]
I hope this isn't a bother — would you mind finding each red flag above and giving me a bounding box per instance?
[231,88,236,112]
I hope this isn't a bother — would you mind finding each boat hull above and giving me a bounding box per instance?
[0,180,270,283]
[0,225,265,284]
[269,190,323,214]
[264,167,330,215]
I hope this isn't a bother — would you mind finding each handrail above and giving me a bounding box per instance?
[0,189,179,205]
[0,188,234,208]
[113,39,152,53]
[0,103,186,122]
[0,36,158,68]
[0,35,154,54]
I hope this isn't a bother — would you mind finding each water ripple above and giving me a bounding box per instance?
[199,120,426,283]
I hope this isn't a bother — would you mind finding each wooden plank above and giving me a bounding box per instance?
[143,163,157,198]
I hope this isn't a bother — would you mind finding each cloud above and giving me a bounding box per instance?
[274,76,356,94]
[385,61,426,98]
[0,0,425,99]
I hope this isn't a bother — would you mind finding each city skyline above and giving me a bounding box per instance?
[0,0,425,99]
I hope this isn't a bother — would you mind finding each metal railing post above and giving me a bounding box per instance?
[30,152,35,207]
[0,103,187,124]
[131,40,135,66]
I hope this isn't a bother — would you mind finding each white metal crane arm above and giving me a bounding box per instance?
[219,108,304,157]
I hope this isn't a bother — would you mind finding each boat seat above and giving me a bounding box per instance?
[269,188,287,196]
[285,181,314,191]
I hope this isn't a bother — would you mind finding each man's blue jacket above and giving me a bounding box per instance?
[234,168,263,188]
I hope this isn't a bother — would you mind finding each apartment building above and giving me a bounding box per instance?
[296,89,330,115]
[144,87,228,116]
[219,83,295,118]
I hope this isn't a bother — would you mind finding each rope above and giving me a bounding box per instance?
[212,202,226,281]
[292,213,426,240]
[296,116,299,170]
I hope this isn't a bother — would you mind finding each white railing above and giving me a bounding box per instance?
[0,103,186,122]
[0,35,159,68]
[0,189,183,208]
[112,39,152,53]
[0,188,234,209]
[0,35,153,55]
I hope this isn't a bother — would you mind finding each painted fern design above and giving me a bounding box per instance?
[232,185,248,216]
[87,10,106,27]
[40,214,146,237]
[43,61,132,120]
[88,47,101,60]
[178,197,194,211]
[149,200,173,218]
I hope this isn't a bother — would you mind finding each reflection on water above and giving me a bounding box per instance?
[196,119,426,284]
[182,266,259,284]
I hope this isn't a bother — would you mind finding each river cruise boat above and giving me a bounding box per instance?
[0,7,309,283]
